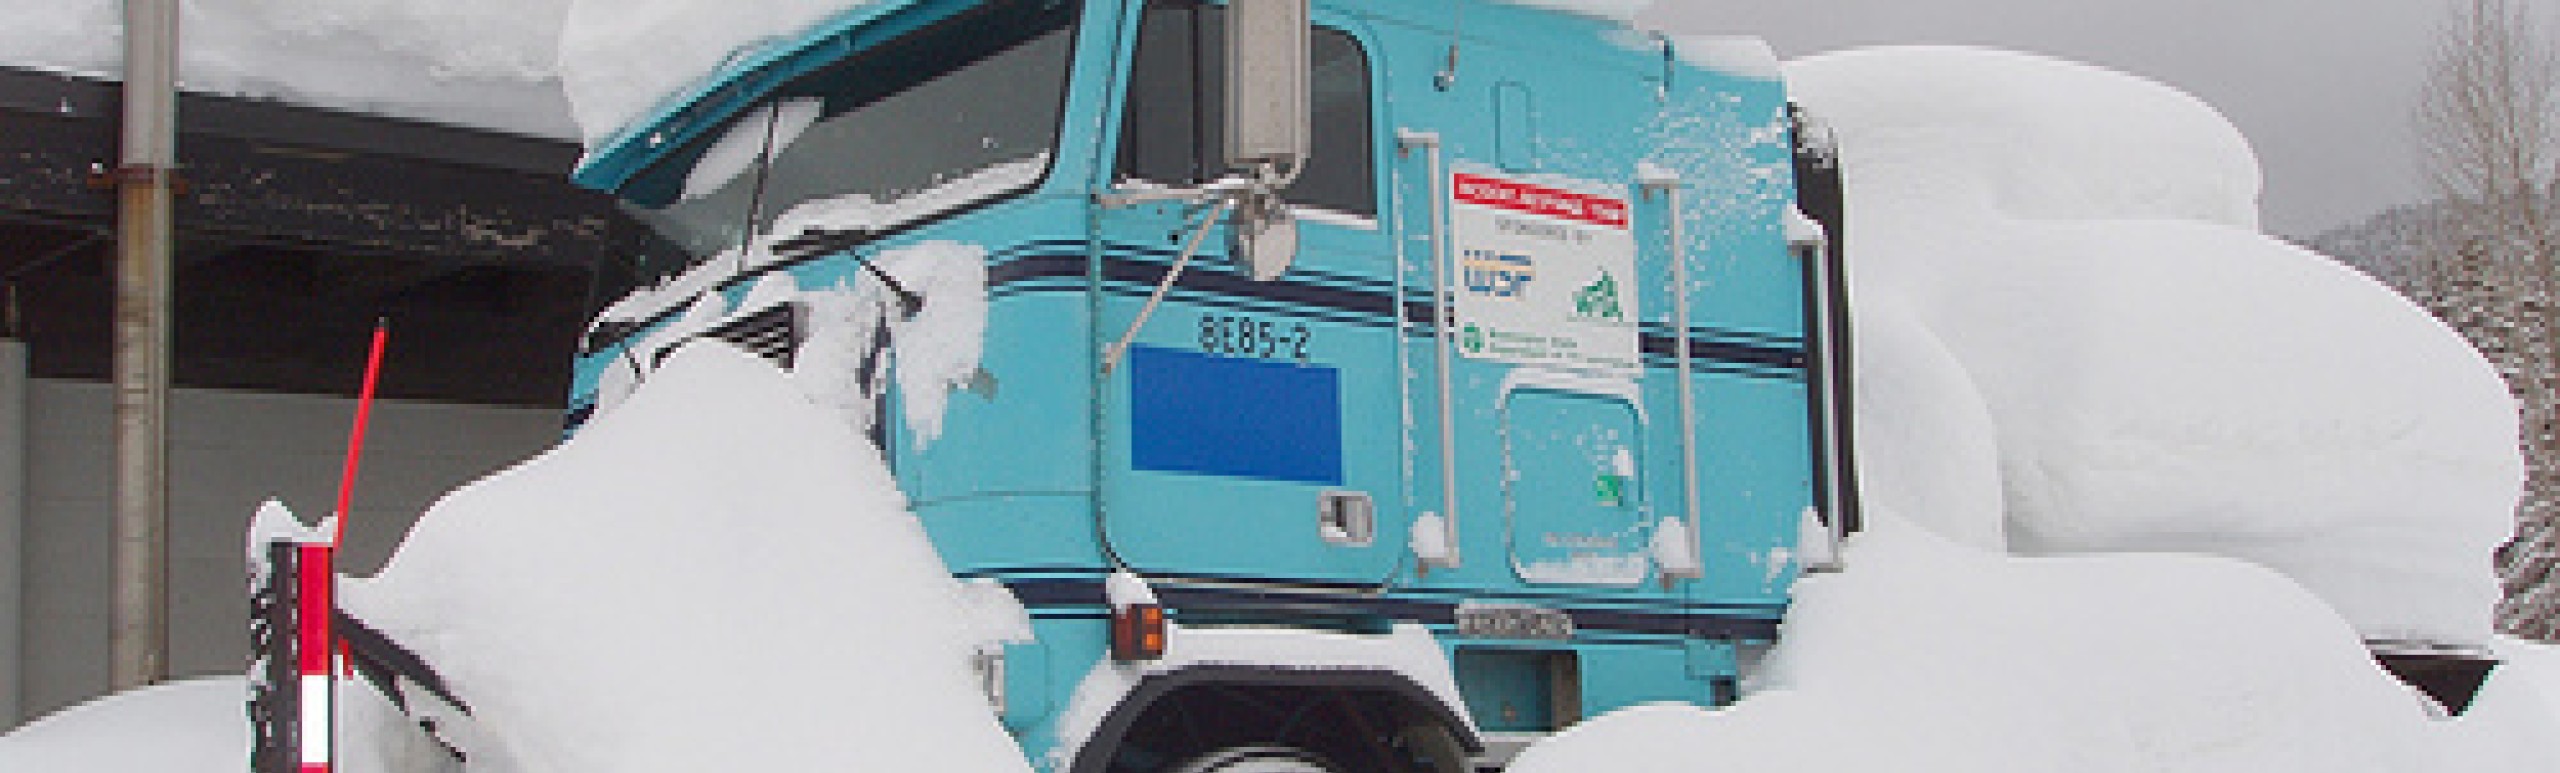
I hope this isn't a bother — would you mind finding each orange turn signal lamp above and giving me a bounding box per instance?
[1111,603,1167,661]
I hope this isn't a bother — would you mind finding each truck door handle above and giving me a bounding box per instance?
[1319,491,1376,546]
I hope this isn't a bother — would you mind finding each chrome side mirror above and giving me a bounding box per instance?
[1223,0,1308,281]
[1232,191,1298,281]
[1223,0,1310,173]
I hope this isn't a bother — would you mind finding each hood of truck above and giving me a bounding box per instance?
[571,0,977,195]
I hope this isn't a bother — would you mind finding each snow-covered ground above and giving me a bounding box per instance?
[3,2,2555,772]
[1508,521,2560,771]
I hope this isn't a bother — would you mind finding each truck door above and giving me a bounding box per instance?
[1095,1,1405,584]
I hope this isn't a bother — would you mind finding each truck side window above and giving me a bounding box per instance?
[1119,1,1376,218]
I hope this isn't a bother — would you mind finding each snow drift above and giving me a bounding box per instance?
[0,679,249,773]
[1506,517,2560,772]
[1797,46,2521,644]
[336,342,1032,773]
[0,674,459,773]
[1507,43,2539,773]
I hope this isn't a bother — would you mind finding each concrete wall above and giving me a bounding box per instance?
[12,378,559,726]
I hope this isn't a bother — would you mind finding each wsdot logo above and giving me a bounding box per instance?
[1573,272,1623,321]
[1463,250,1534,298]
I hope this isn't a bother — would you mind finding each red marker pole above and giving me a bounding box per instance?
[331,321,388,548]
[301,322,382,773]
[296,543,333,773]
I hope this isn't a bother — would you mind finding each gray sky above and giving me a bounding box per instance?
[1641,0,2560,236]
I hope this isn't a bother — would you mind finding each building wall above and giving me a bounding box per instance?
[12,376,559,726]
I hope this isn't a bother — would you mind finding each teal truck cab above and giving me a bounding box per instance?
[567,0,1854,770]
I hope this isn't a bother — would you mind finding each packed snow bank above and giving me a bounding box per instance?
[0,0,577,139]
[1508,43,2551,773]
[0,674,478,773]
[338,342,1032,773]
[1506,514,2560,772]
[0,679,247,773]
[2489,638,2560,722]
[1845,296,2007,551]
[1795,46,2521,643]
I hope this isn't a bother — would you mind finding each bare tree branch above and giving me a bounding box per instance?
[2414,0,2560,639]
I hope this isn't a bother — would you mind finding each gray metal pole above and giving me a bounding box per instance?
[0,339,25,725]
[110,0,177,691]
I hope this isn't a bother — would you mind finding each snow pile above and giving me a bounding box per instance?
[1796,46,2520,643]
[1506,517,2560,772]
[789,241,992,445]
[1507,43,2540,773]
[593,240,990,446]
[0,679,248,773]
[337,342,1031,773]
[0,0,577,138]
[2490,637,2560,723]
[557,0,871,145]
[1666,35,1782,81]
[0,674,469,773]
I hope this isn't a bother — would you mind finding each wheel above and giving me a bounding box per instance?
[1170,745,1347,773]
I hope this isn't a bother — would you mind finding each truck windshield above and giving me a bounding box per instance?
[616,0,1081,268]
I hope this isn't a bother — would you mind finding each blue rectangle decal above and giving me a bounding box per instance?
[1130,346,1343,485]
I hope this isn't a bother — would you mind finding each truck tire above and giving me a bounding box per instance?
[1172,742,1351,773]
[1171,745,1347,773]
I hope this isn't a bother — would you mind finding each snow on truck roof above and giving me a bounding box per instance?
[1,0,1686,155]
[567,0,1684,176]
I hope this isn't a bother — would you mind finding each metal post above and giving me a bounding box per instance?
[110,0,179,691]
[0,339,24,725]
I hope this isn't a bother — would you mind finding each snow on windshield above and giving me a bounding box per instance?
[679,98,824,201]
[593,153,1040,329]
